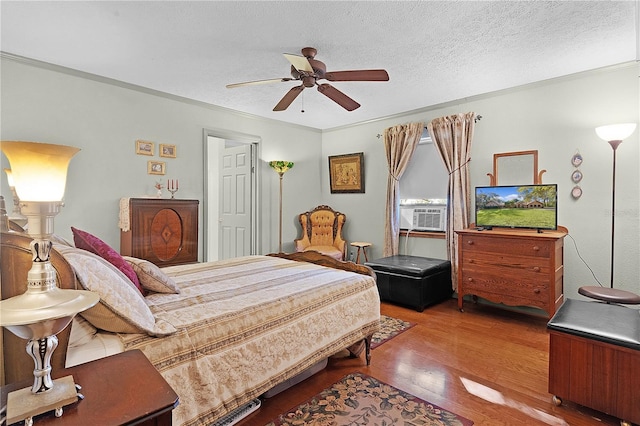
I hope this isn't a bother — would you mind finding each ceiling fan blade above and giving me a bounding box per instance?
[273,85,305,111]
[226,77,294,89]
[324,69,389,82]
[283,53,314,73]
[316,83,360,111]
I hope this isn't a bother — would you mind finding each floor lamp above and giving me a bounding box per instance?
[269,161,294,252]
[578,123,640,304]
[0,141,100,424]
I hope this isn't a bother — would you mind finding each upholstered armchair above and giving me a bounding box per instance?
[295,205,347,261]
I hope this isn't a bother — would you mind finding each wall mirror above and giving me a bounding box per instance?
[487,150,545,185]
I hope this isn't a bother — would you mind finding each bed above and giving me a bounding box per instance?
[0,230,380,426]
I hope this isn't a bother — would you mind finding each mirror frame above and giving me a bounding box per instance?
[487,150,546,185]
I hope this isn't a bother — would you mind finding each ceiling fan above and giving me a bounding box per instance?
[226,47,389,112]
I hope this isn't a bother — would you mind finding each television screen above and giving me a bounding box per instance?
[475,184,557,230]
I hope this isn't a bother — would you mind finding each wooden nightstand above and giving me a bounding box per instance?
[1,350,179,425]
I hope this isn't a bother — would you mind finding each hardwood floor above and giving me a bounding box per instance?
[239,299,624,426]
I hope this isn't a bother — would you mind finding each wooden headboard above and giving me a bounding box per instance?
[0,231,79,386]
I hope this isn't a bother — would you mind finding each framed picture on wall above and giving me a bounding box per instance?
[159,144,177,158]
[328,152,365,194]
[147,161,166,175]
[135,139,154,156]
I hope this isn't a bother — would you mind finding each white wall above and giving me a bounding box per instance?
[2,56,638,305]
[322,62,639,301]
[0,57,323,256]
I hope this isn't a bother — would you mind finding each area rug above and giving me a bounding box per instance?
[265,372,473,426]
[371,315,416,349]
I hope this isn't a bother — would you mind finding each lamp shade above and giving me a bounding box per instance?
[595,123,637,142]
[269,160,294,174]
[1,141,80,202]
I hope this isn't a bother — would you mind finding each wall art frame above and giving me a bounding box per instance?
[135,139,154,156]
[147,161,166,175]
[328,152,365,194]
[159,144,177,158]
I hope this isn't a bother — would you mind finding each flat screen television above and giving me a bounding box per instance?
[475,184,558,230]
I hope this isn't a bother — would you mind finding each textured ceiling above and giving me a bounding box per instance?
[1,1,637,130]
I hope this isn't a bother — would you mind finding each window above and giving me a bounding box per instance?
[399,130,448,207]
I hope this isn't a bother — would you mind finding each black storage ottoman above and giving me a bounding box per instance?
[366,255,452,312]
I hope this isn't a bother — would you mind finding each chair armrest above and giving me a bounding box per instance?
[295,237,310,252]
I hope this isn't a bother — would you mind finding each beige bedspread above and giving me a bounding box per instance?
[119,255,380,426]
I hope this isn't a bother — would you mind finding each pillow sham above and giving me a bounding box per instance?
[50,233,74,247]
[56,245,176,337]
[123,256,180,294]
[71,226,146,296]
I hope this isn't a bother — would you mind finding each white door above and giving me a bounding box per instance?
[219,144,252,259]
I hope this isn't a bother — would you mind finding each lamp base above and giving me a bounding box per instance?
[6,375,79,425]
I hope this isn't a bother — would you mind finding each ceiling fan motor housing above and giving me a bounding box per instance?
[289,59,326,82]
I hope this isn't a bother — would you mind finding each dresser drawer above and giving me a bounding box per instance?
[460,269,549,303]
[460,234,551,257]
[461,252,551,277]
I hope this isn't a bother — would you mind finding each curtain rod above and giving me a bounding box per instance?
[376,114,482,139]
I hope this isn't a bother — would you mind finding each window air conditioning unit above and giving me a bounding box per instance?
[400,206,447,232]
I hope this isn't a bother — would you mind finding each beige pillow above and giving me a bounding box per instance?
[56,245,176,336]
[123,256,180,294]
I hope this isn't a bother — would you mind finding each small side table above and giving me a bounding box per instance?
[350,242,372,264]
[1,349,179,425]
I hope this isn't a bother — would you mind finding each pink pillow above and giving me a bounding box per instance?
[71,227,146,296]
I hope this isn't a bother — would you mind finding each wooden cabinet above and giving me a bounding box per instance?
[456,226,567,318]
[121,198,199,267]
[549,331,640,425]
[1,350,178,425]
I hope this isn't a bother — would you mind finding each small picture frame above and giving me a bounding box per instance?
[135,140,154,156]
[571,185,583,199]
[328,152,365,194]
[571,169,583,183]
[147,161,166,175]
[159,144,177,158]
[571,152,583,167]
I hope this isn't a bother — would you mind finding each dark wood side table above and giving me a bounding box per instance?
[1,349,179,425]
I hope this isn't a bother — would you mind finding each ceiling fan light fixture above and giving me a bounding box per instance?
[228,47,388,112]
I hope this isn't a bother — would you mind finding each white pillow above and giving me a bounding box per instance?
[55,245,176,336]
[68,316,97,348]
[123,256,180,294]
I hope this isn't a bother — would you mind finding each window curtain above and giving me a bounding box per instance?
[383,122,424,256]
[427,112,476,291]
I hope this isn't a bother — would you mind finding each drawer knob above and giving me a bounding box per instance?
[467,240,474,245]
[533,266,540,272]
[533,246,540,251]
[468,277,474,282]
[469,259,475,264]
[534,288,541,294]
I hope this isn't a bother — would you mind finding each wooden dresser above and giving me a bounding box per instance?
[120,198,199,267]
[456,225,567,318]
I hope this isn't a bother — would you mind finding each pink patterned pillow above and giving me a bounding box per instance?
[71,227,146,296]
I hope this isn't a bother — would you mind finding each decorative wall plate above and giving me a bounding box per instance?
[571,169,583,183]
[571,185,583,199]
[571,152,583,167]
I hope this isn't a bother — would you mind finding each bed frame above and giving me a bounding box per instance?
[1,230,377,387]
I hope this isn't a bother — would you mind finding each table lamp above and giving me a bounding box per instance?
[0,141,100,425]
